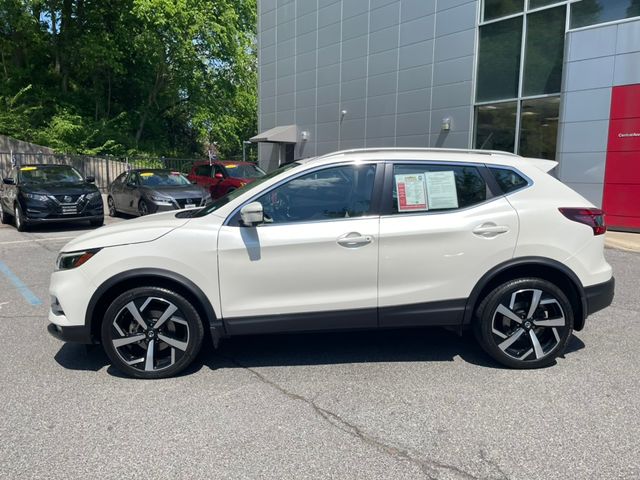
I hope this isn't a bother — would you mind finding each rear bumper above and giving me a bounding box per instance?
[585,277,615,316]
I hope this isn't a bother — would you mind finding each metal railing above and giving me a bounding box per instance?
[0,152,215,191]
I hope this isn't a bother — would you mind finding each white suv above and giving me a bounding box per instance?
[48,148,615,378]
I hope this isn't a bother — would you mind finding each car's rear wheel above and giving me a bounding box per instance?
[14,203,27,232]
[138,199,149,216]
[474,278,574,369]
[101,287,204,379]
[107,196,118,217]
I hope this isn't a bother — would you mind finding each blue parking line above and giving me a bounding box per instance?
[0,261,43,306]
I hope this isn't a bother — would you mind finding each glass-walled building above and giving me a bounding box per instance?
[255,0,640,230]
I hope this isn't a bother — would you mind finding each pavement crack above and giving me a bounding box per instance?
[218,353,480,480]
[479,449,511,480]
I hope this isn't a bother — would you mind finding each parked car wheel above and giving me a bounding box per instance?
[101,287,204,379]
[474,278,574,369]
[0,205,10,224]
[14,203,27,232]
[138,199,149,216]
[107,196,118,217]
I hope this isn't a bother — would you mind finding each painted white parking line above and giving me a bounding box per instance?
[0,236,77,246]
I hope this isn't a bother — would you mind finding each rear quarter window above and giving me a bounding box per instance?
[490,167,528,194]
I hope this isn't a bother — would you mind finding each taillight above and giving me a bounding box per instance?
[559,208,606,235]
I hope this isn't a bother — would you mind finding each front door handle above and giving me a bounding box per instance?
[337,232,373,248]
[473,223,510,238]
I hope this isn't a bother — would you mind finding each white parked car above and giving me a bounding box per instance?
[48,148,614,378]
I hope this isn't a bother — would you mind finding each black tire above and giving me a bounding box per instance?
[101,286,204,379]
[474,278,574,369]
[138,199,149,216]
[107,196,118,217]
[0,205,10,224]
[89,217,104,227]
[14,202,28,232]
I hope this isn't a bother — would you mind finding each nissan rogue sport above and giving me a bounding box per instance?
[47,148,615,379]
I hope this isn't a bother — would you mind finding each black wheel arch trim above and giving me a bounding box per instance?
[85,268,224,344]
[464,256,588,329]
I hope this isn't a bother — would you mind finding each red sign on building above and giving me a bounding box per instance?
[603,84,640,231]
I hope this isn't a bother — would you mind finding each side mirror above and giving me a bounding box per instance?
[86,175,95,183]
[214,173,224,180]
[240,201,264,226]
[2,178,14,185]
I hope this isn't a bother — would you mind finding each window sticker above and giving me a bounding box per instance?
[20,167,37,171]
[425,171,458,210]
[140,172,154,177]
[395,173,428,212]
[226,164,237,168]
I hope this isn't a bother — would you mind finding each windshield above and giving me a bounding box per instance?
[193,162,301,217]
[224,163,266,179]
[19,165,84,185]
[139,171,191,186]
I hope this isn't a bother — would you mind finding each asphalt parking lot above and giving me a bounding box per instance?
[0,212,638,480]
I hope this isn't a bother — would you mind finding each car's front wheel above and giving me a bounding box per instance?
[138,199,149,216]
[474,278,574,369]
[107,196,118,217]
[101,287,205,379]
[0,205,10,224]
[14,203,27,232]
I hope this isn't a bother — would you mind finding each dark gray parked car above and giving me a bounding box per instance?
[107,169,209,217]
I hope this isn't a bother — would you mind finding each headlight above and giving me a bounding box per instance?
[56,249,100,270]
[149,194,173,204]
[86,191,101,200]
[23,192,49,202]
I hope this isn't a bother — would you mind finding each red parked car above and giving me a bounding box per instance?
[187,161,266,199]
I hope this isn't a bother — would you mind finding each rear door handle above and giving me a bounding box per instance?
[473,223,510,238]
[337,232,373,248]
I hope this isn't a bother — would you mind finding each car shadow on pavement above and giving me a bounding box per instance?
[53,328,586,377]
[203,328,587,371]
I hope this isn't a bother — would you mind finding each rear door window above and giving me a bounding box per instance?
[391,164,490,214]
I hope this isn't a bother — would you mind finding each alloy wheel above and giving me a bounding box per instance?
[14,204,23,231]
[491,288,567,362]
[107,196,117,216]
[109,297,190,373]
[138,200,149,216]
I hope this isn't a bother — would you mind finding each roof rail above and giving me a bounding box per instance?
[316,147,520,159]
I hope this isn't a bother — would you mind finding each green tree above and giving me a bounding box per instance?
[0,0,257,158]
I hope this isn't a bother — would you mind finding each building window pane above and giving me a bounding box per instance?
[477,18,523,102]
[523,7,566,96]
[518,97,560,160]
[475,102,518,153]
[571,0,640,29]
[484,0,524,21]
[529,0,562,9]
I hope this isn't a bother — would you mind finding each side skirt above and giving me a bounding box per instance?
[224,299,467,336]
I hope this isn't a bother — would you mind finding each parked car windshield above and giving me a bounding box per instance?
[224,163,266,179]
[138,171,191,186]
[193,161,301,217]
[19,165,84,185]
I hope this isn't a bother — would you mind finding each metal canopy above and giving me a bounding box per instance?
[250,124,298,144]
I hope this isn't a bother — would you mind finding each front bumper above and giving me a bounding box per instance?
[22,197,104,223]
[47,322,94,344]
[585,277,615,316]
